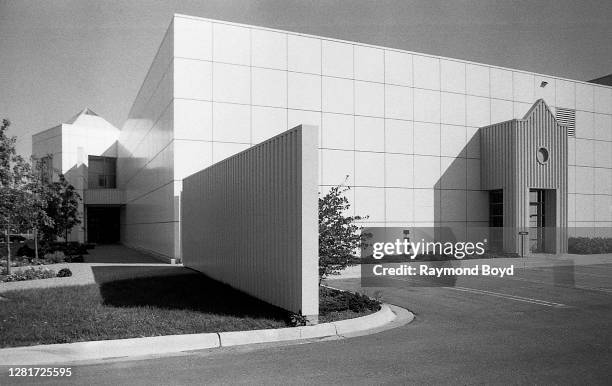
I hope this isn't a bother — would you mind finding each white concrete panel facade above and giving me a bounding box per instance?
[163,13,609,236]
[118,19,175,258]
[36,14,612,260]
[32,111,120,243]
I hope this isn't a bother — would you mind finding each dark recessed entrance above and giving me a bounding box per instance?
[529,189,546,252]
[87,206,120,244]
[528,189,556,253]
[488,189,504,251]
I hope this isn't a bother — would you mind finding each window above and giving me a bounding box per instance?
[536,147,549,164]
[489,189,503,251]
[39,155,53,183]
[488,190,503,227]
[88,156,116,189]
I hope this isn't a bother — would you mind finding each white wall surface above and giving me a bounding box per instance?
[118,20,176,258]
[181,125,319,316]
[33,113,120,243]
[120,14,612,259]
[168,14,611,235]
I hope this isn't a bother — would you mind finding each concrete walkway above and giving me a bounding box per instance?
[0,262,171,293]
[84,244,164,264]
[0,245,172,293]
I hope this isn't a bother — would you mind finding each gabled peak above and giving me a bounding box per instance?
[65,108,99,124]
[521,99,553,121]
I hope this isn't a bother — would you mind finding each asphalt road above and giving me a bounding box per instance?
[3,263,612,385]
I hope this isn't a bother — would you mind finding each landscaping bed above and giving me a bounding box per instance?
[1,241,89,278]
[1,266,72,282]
[568,237,612,254]
[318,286,380,323]
[0,266,380,348]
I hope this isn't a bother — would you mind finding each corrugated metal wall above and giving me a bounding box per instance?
[84,189,126,205]
[181,125,319,316]
[481,100,568,254]
[515,101,568,253]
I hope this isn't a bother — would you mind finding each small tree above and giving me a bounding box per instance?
[42,174,81,245]
[318,180,370,283]
[0,119,48,274]
[30,157,55,258]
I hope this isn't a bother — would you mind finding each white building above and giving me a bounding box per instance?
[32,108,121,243]
[33,14,612,260]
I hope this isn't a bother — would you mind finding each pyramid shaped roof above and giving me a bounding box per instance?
[65,108,100,124]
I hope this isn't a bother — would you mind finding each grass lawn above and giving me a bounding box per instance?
[0,266,379,348]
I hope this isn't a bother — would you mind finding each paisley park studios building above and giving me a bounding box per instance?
[32,14,612,261]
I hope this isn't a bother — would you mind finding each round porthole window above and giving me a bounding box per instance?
[537,147,549,164]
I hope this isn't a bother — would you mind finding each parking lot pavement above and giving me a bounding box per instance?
[3,264,611,385]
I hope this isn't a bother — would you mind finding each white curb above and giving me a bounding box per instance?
[0,333,220,365]
[0,304,406,365]
[333,304,395,336]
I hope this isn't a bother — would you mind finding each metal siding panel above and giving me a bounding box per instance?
[482,100,568,254]
[181,125,319,315]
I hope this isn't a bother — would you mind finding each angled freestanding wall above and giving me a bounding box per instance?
[181,125,319,318]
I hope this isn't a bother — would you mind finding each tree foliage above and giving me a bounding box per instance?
[0,119,50,274]
[41,174,81,243]
[318,181,370,282]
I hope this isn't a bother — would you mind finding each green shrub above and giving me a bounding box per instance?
[3,267,56,282]
[65,254,84,263]
[57,268,72,277]
[16,244,35,258]
[288,313,308,327]
[568,237,612,254]
[43,251,66,263]
[319,183,370,282]
[319,287,380,314]
[44,242,89,257]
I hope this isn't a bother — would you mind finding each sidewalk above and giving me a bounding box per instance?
[84,244,165,264]
[1,244,175,293]
[0,262,171,293]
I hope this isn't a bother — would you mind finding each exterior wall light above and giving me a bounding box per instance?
[540,81,548,87]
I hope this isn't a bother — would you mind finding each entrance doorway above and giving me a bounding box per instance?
[86,206,120,244]
[528,189,556,253]
[529,190,546,252]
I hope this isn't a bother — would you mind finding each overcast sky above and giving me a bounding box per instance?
[1,0,611,157]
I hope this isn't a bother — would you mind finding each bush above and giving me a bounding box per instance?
[65,255,84,263]
[2,267,56,282]
[47,242,88,257]
[16,244,35,258]
[43,251,66,263]
[319,287,380,314]
[568,237,612,254]
[57,268,72,278]
[288,313,308,327]
[319,183,370,282]
[0,257,31,268]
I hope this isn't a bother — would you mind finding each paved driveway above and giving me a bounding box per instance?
[3,263,612,385]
